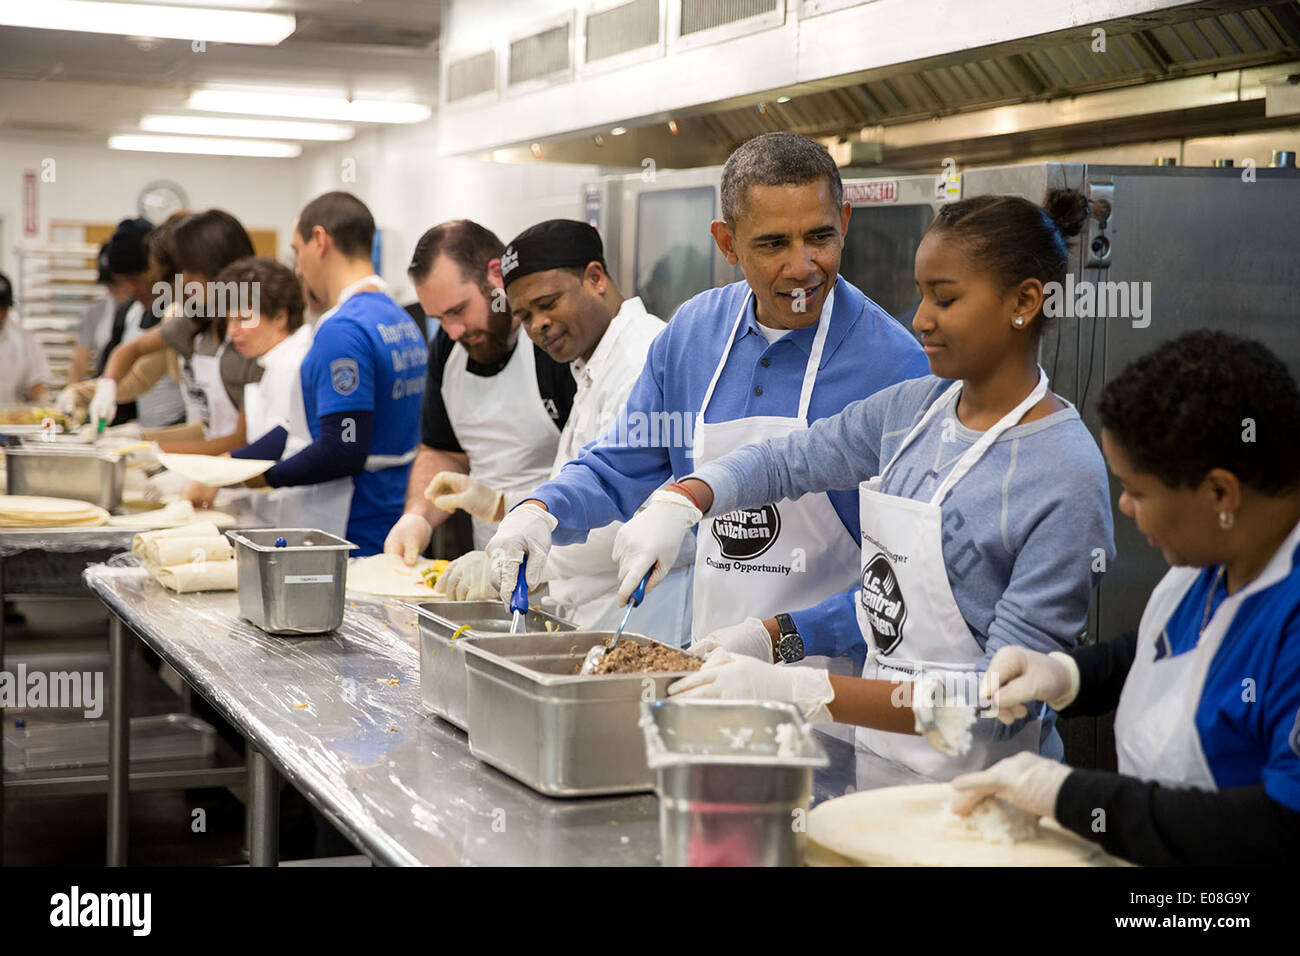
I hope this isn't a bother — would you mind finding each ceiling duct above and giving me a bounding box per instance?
[447,50,496,103]
[586,0,661,63]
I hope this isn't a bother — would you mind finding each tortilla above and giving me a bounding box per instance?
[145,536,233,567]
[0,495,110,528]
[131,521,223,556]
[150,560,238,593]
[345,553,445,597]
[156,452,277,487]
[806,783,1129,867]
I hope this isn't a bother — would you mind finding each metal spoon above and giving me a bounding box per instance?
[580,569,651,675]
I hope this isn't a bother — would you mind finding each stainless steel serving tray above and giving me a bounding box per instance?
[4,444,125,511]
[641,699,828,866]
[462,632,701,797]
[410,600,576,731]
[228,528,357,635]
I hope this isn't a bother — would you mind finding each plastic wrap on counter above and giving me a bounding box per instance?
[78,561,678,865]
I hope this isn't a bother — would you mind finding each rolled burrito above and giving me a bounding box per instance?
[151,560,238,593]
[146,536,234,566]
[132,521,222,556]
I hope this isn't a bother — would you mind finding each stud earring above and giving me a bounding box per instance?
[1219,511,1235,530]
[1013,315,1026,328]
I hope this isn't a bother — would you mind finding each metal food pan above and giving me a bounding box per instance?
[228,528,356,635]
[462,632,701,797]
[641,699,828,866]
[4,445,125,511]
[411,600,576,731]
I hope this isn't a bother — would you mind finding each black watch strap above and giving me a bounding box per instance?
[774,613,804,663]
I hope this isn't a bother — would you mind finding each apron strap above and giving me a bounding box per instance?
[930,367,1048,505]
[878,380,964,478]
[698,282,837,423]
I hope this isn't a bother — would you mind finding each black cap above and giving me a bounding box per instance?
[0,271,12,308]
[106,217,153,276]
[96,242,114,284]
[500,219,605,289]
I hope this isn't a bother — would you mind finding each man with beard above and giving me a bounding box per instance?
[383,220,576,560]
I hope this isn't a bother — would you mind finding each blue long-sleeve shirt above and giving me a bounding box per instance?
[690,375,1116,666]
[531,276,930,636]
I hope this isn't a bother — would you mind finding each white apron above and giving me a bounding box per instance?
[855,368,1049,780]
[179,341,240,439]
[440,335,560,550]
[691,288,862,739]
[1114,517,1300,789]
[237,326,351,539]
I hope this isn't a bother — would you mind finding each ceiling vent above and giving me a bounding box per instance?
[679,0,780,37]
[586,0,660,63]
[446,50,496,103]
[509,22,572,87]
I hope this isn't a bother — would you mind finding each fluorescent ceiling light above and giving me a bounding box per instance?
[108,134,301,158]
[0,1,295,45]
[187,89,431,124]
[140,114,354,141]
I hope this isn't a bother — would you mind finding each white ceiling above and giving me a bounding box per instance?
[0,0,441,143]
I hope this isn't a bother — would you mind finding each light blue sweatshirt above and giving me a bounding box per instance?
[690,375,1116,668]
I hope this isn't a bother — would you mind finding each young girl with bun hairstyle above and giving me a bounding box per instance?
[617,189,1116,782]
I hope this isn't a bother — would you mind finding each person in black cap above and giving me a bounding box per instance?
[0,269,52,406]
[65,242,133,385]
[382,220,577,564]
[85,217,186,428]
[425,220,691,642]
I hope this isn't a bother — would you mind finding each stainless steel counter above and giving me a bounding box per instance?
[83,562,863,866]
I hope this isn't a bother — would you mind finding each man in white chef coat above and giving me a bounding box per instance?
[0,271,51,406]
[427,220,693,642]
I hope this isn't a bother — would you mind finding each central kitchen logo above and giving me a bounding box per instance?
[710,505,781,560]
[861,552,907,654]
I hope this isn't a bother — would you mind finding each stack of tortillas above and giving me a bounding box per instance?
[806,783,1130,866]
[133,522,238,593]
[346,553,449,597]
[0,495,110,529]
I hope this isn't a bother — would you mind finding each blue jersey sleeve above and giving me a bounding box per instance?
[310,318,377,419]
[1263,615,1300,812]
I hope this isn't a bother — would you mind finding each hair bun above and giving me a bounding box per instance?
[1042,188,1090,239]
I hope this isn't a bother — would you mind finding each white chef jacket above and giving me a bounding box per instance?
[0,314,51,405]
[541,296,694,640]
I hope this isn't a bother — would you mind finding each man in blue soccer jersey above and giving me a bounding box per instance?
[241,192,427,555]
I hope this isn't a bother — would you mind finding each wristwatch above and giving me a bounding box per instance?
[774,613,805,663]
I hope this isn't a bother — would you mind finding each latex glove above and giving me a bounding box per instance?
[183,482,218,510]
[981,646,1080,725]
[436,550,495,601]
[669,651,835,723]
[383,512,433,567]
[690,617,774,663]
[949,751,1073,820]
[611,488,702,606]
[55,386,80,417]
[89,378,117,428]
[486,502,558,606]
[139,473,167,504]
[425,471,505,523]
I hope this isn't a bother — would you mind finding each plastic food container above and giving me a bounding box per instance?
[227,528,356,635]
[641,698,829,866]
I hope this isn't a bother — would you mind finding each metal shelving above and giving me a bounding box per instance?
[14,242,103,389]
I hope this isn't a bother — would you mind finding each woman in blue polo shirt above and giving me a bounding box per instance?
[952,331,1300,865]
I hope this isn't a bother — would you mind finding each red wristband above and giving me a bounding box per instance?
[667,481,703,512]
